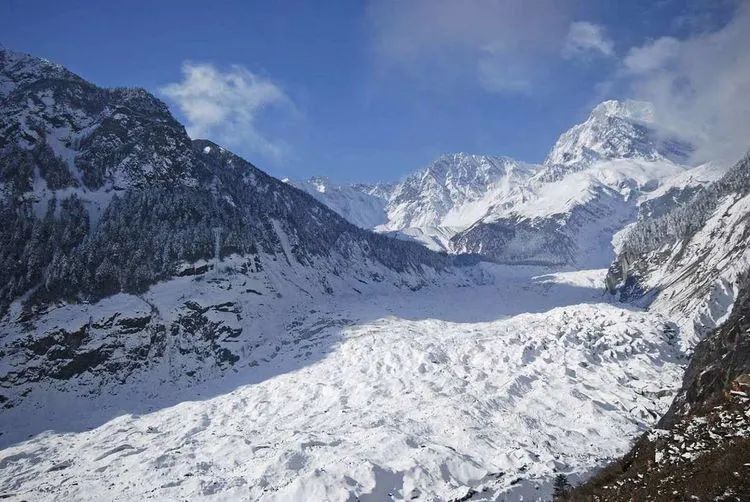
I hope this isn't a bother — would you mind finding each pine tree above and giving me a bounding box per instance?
[552,473,570,500]
[621,152,750,257]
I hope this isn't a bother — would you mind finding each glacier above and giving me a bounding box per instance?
[0,263,686,501]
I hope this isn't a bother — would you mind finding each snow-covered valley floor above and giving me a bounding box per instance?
[0,266,686,501]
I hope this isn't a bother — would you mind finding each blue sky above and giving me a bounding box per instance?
[1,0,745,182]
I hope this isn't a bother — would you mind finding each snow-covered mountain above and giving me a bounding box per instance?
[0,48,479,405]
[450,101,719,266]
[380,153,537,230]
[294,100,707,267]
[282,176,391,229]
[572,151,750,500]
[1,48,742,502]
[540,100,692,178]
[452,158,721,267]
[606,152,750,347]
[290,153,538,251]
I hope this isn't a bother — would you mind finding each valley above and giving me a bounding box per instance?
[1,44,748,502]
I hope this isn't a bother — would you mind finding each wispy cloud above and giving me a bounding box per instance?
[367,0,573,94]
[161,63,292,160]
[615,2,750,163]
[562,21,614,60]
[622,37,680,74]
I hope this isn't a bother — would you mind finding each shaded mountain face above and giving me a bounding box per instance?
[0,49,469,314]
[0,49,485,409]
[293,100,705,267]
[606,153,750,346]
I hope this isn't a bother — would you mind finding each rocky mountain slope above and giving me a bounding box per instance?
[565,150,750,500]
[569,271,750,501]
[0,48,479,408]
[606,152,750,347]
[293,101,712,267]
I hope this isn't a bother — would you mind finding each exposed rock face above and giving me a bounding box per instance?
[659,274,750,427]
[567,272,750,501]
[0,288,249,408]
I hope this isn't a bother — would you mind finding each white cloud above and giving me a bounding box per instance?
[161,63,291,160]
[367,0,573,93]
[562,21,614,60]
[617,3,750,164]
[622,37,680,73]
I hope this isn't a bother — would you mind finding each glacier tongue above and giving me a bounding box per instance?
[0,265,685,501]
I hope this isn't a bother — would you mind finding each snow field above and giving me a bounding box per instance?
[0,266,685,501]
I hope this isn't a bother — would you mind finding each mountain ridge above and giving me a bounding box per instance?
[293,99,702,266]
[0,47,481,394]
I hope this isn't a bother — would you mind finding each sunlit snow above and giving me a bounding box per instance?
[0,263,685,501]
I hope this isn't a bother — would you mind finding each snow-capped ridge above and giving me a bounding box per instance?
[590,99,656,123]
[543,99,692,174]
[0,48,83,98]
[293,98,709,267]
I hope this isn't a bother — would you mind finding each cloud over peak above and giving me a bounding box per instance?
[161,63,292,160]
[562,21,614,60]
[616,3,750,164]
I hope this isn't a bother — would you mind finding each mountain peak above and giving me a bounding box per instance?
[0,49,83,98]
[0,49,198,191]
[589,99,655,123]
[306,176,332,193]
[420,152,520,180]
[543,99,691,173]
